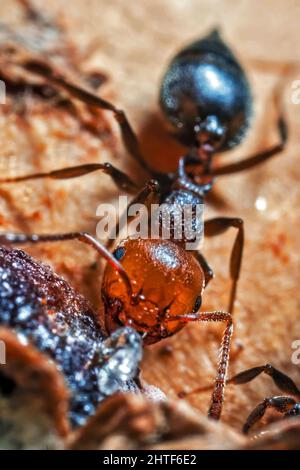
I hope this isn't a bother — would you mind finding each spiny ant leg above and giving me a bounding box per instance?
[243,396,297,434]
[0,162,138,193]
[204,217,244,314]
[212,83,287,176]
[0,231,132,295]
[195,252,214,287]
[168,310,233,420]
[20,59,156,175]
[106,179,161,249]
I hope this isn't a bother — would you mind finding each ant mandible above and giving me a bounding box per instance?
[0,29,288,421]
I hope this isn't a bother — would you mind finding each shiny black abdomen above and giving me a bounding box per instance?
[160,29,252,150]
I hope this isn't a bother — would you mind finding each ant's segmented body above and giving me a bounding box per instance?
[0,15,288,422]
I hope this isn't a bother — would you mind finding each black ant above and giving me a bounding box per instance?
[0,27,288,422]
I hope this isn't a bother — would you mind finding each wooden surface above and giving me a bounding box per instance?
[0,0,300,439]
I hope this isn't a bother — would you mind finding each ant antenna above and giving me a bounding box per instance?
[0,231,133,297]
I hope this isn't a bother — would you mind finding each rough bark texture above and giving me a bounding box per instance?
[0,0,300,448]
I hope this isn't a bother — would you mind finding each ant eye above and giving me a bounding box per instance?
[113,247,125,261]
[192,296,202,313]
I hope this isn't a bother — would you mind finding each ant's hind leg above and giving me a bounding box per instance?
[18,59,155,176]
[204,217,244,315]
[227,364,300,397]
[0,162,138,193]
[179,364,300,404]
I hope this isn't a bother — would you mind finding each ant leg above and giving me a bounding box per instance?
[0,231,132,295]
[106,179,161,249]
[180,362,300,399]
[211,84,287,176]
[227,364,300,433]
[0,162,138,193]
[227,363,300,396]
[204,217,244,314]
[195,252,214,287]
[20,60,155,175]
[168,310,233,420]
[242,396,297,434]
[284,403,300,418]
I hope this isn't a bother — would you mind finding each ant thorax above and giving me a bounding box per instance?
[160,188,204,249]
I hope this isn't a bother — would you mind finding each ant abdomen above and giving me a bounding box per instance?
[160,29,253,150]
[102,238,205,344]
[0,3,288,426]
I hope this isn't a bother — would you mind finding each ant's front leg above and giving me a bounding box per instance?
[204,217,244,315]
[0,162,138,193]
[195,252,214,287]
[212,84,287,176]
[168,310,233,420]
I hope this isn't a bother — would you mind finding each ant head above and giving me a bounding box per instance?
[101,238,205,344]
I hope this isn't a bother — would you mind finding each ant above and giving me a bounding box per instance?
[0,25,288,422]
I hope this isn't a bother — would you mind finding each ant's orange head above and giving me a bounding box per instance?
[101,238,205,344]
